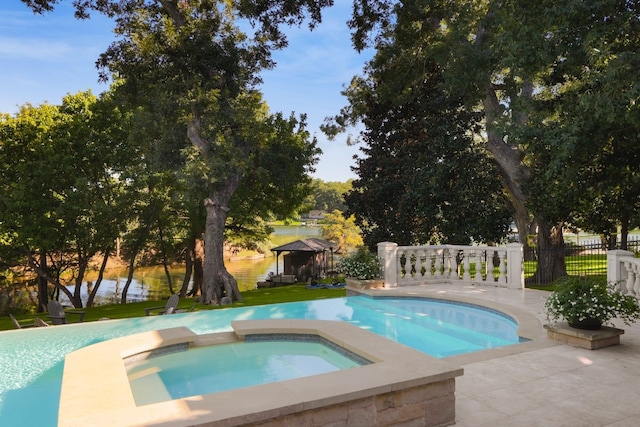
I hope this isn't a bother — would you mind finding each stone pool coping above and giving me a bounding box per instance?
[59,319,463,427]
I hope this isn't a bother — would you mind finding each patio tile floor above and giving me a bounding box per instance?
[376,284,640,427]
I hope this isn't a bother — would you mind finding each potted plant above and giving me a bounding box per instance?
[337,247,384,289]
[544,276,640,330]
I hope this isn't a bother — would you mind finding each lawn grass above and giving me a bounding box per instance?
[525,254,607,278]
[0,285,346,332]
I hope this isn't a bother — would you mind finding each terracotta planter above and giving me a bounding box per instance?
[569,317,602,330]
[344,278,385,290]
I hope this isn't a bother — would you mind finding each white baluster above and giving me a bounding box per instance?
[408,248,417,280]
[498,250,507,284]
[443,248,452,279]
[475,250,483,281]
[485,249,493,282]
[424,248,433,279]
[625,261,636,295]
[416,248,425,280]
[408,248,416,280]
[463,249,471,281]
[434,248,443,278]
[412,248,420,279]
[397,249,406,282]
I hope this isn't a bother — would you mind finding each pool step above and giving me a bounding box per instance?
[128,370,172,406]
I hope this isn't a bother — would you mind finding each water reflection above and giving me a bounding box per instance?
[61,226,320,306]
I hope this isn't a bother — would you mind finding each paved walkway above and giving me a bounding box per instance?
[372,284,640,427]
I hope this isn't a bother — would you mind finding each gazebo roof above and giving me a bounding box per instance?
[271,238,336,254]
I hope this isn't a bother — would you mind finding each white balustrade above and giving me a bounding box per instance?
[377,242,524,289]
[607,250,640,298]
[378,244,639,296]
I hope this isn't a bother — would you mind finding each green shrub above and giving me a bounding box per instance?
[336,247,381,280]
[545,276,640,326]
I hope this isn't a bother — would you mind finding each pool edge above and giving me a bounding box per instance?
[59,320,463,427]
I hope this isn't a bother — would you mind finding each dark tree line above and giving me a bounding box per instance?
[326,0,640,283]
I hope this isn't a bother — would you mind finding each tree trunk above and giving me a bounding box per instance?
[120,251,138,304]
[511,201,537,261]
[71,252,89,308]
[157,218,175,295]
[179,239,194,298]
[528,221,567,285]
[201,182,243,305]
[37,251,48,312]
[187,111,243,305]
[26,250,77,306]
[620,211,629,250]
[87,249,110,308]
[188,237,204,296]
[600,228,617,250]
[482,82,566,282]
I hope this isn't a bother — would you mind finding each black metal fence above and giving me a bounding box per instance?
[524,237,640,284]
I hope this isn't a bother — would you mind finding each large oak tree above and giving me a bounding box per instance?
[22,0,330,304]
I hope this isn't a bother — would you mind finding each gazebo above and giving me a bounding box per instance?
[270,238,336,283]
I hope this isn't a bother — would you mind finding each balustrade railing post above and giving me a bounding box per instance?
[498,251,507,284]
[415,248,424,280]
[444,248,452,279]
[475,250,483,281]
[435,248,443,278]
[505,243,524,289]
[462,249,471,281]
[607,250,634,287]
[485,249,495,282]
[377,242,398,288]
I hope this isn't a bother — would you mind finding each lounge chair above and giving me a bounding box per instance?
[10,313,34,329]
[47,300,85,325]
[10,314,50,329]
[34,318,50,327]
[145,294,182,316]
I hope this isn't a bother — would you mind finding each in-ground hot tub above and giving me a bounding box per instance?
[59,319,463,427]
[125,334,371,406]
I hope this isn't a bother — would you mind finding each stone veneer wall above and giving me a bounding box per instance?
[248,380,456,427]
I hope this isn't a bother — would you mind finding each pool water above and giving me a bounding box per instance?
[127,340,364,406]
[0,296,521,425]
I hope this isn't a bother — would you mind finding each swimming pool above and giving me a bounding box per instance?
[0,295,521,425]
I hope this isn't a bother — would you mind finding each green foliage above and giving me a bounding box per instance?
[11,1,332,306]
[331,1,640,283]
[336,247,381,279]
[27,0,331,303]
[545,276,640,326]
[226,111,321,247]
[308,179,351,212]
[0,91,137,306]
[333,12,512,246]
[319,210,363,253]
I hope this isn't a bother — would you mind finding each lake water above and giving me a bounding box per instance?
[61,226,321,306]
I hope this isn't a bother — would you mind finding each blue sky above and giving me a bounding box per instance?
[0,1,371,182]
